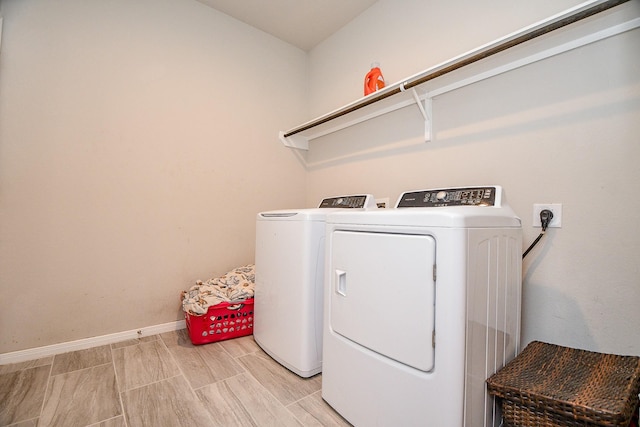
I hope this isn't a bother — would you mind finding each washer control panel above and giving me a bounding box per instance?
[319,195,373,209]
[397,186,498,208]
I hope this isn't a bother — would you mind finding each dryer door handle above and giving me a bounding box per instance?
[335,269,347,296]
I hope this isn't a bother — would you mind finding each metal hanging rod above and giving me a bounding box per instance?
[283,0,629,139]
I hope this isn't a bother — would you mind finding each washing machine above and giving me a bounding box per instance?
[322,186,522,427]
[254,194,377,378]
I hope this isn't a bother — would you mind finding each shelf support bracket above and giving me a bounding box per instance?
[279,131,309,150]
[410,88,432,142]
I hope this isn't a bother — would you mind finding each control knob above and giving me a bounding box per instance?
[436,191,448,202]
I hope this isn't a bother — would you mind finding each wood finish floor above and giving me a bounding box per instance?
[0,332,351,427]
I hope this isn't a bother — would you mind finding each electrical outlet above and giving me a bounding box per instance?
[376,198,390,209]
[533,203,562,228]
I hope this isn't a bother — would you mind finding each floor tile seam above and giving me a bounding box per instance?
[0,358,53,374]
[231,349,253,375]
[286,406,307,427]
[156,334,194,391]
[45,360,124,427]
[86,414,124,427]
[238,348,323,404]
[284,386,327,425]
[115,391,130,427]
[1,362,52,377]
[157,333,249,394]
[4,415,39,427]
[287,392,351,427]
[117,372,184,394]
[282,390,315,427]
[109,346,128,427]
[178,373,218,426]
[214,367,283,405]
[50,344,114,369]
[35,361,54,423]
[49,361,114,378]
[217,340,236,359]
[236,363,306,411]
[255,379,308,426]
[194,372,275,427]
[285,389,318,408]
[232,347,262,361]
[189,370,245,393]
[227,376,263,427]
[148,340,218,427]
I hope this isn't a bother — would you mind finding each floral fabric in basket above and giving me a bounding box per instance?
[181,264,255,315]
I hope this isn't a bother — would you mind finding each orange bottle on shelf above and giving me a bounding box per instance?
[364,62,385,96]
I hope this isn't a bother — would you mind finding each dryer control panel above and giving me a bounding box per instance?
[397,186,498,208]
[319,195,375,209]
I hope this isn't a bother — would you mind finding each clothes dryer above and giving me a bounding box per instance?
[322,186,522,426]
[254,195,377,378]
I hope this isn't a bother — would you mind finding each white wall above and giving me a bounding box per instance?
[305,0,640,355]
[0,0,307,353]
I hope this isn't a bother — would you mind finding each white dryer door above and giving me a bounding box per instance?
[329,230,436,372]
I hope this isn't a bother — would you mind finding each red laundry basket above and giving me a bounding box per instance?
[184,299,254,345]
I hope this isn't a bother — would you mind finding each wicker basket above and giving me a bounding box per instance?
[486,341,640,427]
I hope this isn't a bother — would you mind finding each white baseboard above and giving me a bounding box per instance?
[0,320,186,365]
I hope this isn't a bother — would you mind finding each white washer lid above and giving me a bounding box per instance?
[257,194,377,221]
[258,208,347,221]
